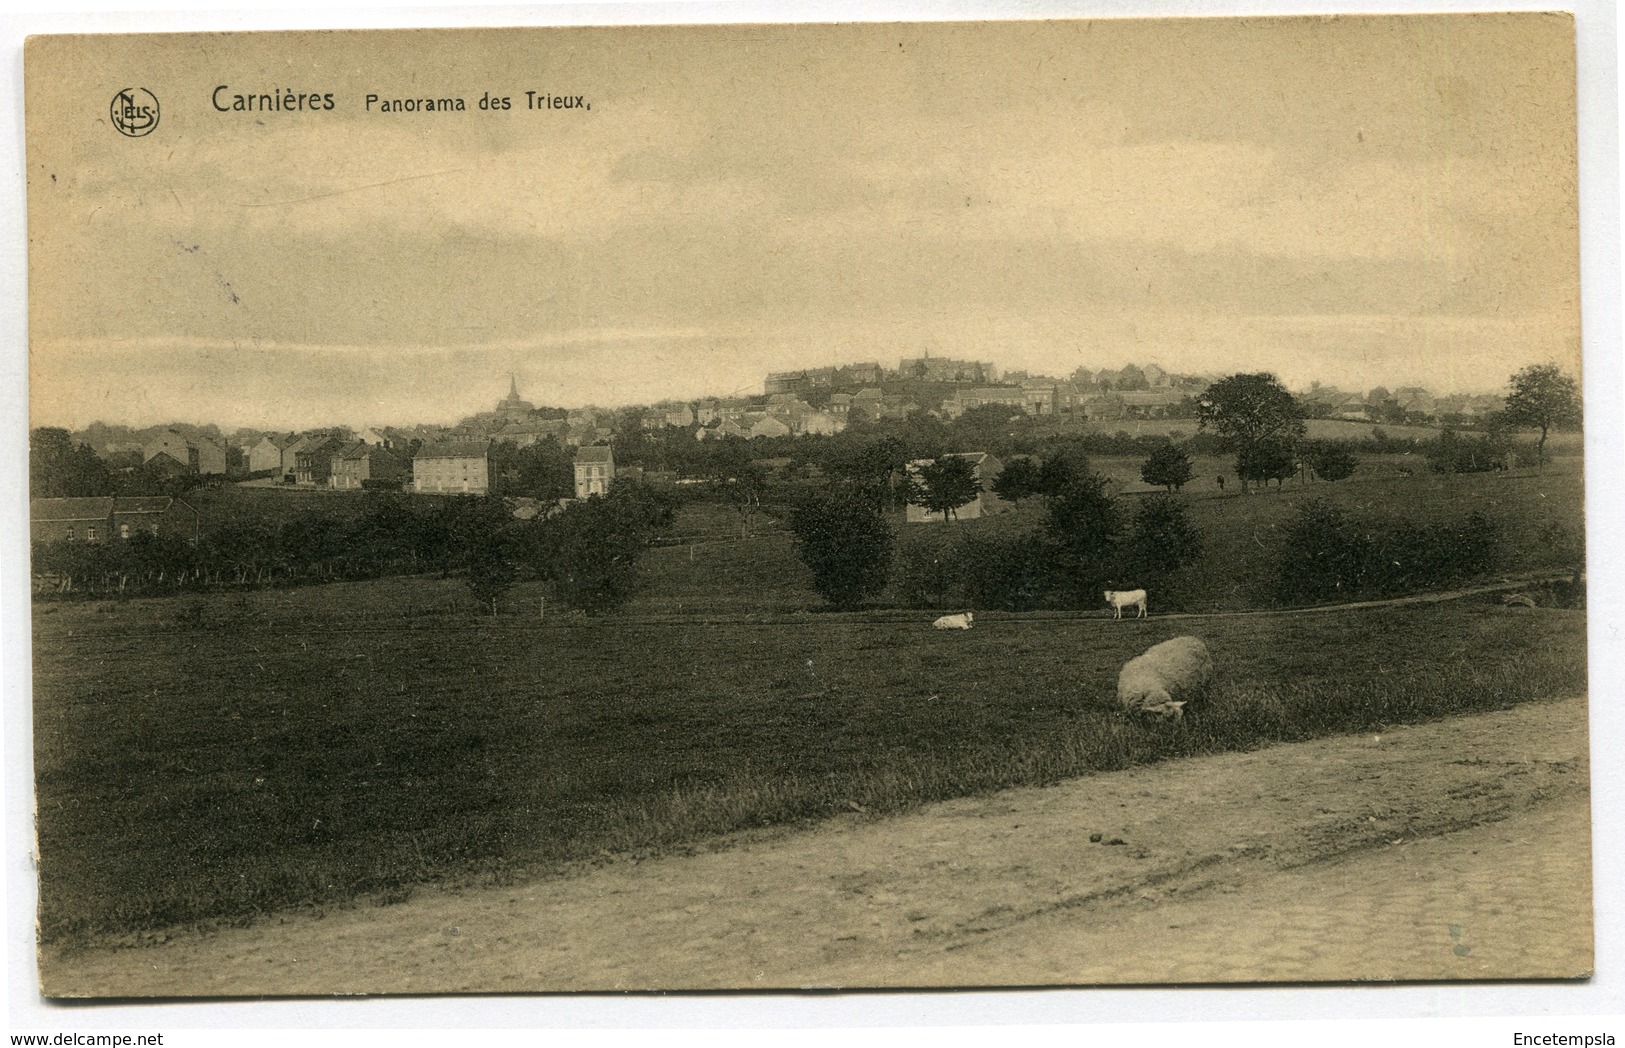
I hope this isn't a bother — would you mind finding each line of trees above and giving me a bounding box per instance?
[32,484,677,616]
[788,452,1209,612]
[1185,364,1579,491]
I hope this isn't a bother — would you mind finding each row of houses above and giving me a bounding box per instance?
[29,496,200,545]
[762,359,1205,400]
[140,430,229,477]
[941,384,1193,420]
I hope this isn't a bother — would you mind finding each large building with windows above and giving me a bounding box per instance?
[574,445,614,498]
[413,441,492,495]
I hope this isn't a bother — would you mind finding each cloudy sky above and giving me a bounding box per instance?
[26,15,1579,430]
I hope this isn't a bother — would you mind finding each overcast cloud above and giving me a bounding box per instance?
[26,16,1579,430]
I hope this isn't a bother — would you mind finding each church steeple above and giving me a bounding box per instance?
[495,373,535,421]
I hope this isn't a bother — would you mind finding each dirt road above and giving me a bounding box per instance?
[40,695,1592,995]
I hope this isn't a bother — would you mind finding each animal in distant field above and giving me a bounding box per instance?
[1215,475,1226,491]
[1104,589,1148,619]
[1116,636,1213,723]
[1396,466,1414,477]
[933,612,974,630]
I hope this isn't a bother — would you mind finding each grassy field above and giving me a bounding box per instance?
[31,452,1588,945]
[40,462,1581,626]
[34,592,1585,945]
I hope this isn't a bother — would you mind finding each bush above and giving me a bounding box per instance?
[1119,495,1205,608]
[465,533,519,614]
[787,491,895,609]
[1427,430,1508,474]
[956,532,1055,611]
[528,495,656,614]
[1275,499,1369,604]
[1140,443,1194,492]
[895,531,961,608]
[1044,474,1124,605]
[1363,513,1500,595]
[1303,441,1357,482]
[1237,438,1298,490]
[1276,499,1502,605]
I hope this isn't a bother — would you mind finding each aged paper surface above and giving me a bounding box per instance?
[24,16,1589,997]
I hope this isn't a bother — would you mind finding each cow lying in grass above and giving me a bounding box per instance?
[933,612,974,630]
[1104,589,1148,619]
[1117,636,1213,724]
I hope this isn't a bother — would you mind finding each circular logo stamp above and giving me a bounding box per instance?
[110,88,160,137]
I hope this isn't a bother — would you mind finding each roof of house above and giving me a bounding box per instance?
[112,496,178,515]
[415,440,491,460]
[145,451,193,473]
[500,419,566,435]
[296,436,346,456]
[31,497,115,522]
[908,452,990,469]
[575,445,614,464]
[1119,390,1186,406]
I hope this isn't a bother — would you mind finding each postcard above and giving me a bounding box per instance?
[24,15,1588,996]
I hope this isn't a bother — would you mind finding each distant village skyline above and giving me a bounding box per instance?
[31,347,1553,435]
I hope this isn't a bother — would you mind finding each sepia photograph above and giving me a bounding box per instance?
[20,12,1597,1000]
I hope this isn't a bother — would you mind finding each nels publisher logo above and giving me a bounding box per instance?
[110,87,159,137]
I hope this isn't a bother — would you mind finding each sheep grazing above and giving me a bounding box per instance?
[1116,636,1213,723]
[1104,589,1148,619]
[933,611,974,630]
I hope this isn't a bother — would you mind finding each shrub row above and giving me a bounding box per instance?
[1276,498,1502,604]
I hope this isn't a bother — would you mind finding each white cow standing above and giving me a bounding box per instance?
[933,612,974,630]
[1104,589,1148,619]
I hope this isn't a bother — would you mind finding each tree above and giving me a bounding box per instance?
[819,435,906,507]
[1139,443,1194,492]
[465,535,518,615]
[991,457,1043,505]
[529,494,653,614]
[721,465,769,539]
[1116,364,1149,391]
[952,402,1026,451]
[1120,495,1205,603]
[1035,445,1088,497]
[1236,437,1298,490]
[1303,441,1358,482]
[491,437,574,501]
[907,456,982,523]
[787,491,895,609]
[30,427,110,498]
[1194,373,1306,493]
[1502,363,1581,465]
[1365,398,1409,426]
[1044,473,1124,604]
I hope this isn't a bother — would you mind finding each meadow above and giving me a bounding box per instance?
[32,457,1589,945]
[35,593,1584,945]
